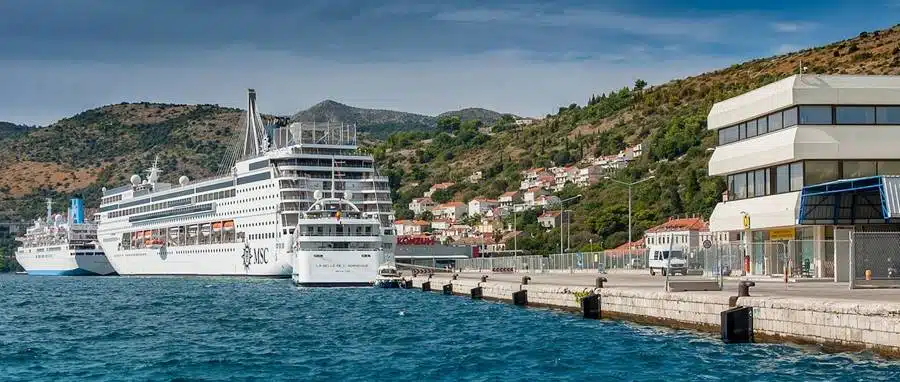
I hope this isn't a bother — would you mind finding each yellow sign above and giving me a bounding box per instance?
[742,215,750,229]
[769,228,796,241]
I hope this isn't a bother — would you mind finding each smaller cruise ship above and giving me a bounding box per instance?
[14,198,116,276]
[291,189,387,287]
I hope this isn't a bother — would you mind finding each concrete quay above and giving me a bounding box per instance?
[406,271,900,359]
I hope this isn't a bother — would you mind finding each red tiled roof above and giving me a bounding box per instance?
[500,191,518,197]
[645,217,709,233]
[611,238,645,251]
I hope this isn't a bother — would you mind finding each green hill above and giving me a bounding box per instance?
[0,122,30,140]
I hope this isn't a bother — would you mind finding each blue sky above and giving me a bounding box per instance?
[0,0,898,125]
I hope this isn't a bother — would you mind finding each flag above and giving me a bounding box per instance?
[335,211,342,221]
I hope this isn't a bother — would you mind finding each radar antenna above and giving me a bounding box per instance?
[146,154,162,186]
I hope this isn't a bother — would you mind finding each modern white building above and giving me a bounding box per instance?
[707,74,900,279]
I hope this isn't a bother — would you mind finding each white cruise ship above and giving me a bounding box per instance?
[15,198,116,276]
[96,89,395,277]
[291,190,390,286]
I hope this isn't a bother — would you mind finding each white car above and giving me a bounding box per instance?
[648,245,688,276]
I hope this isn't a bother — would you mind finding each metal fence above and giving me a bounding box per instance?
[452,251,650,273]
[850,232,900,289]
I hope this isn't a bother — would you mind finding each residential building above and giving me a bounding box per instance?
[534,195,561,209]
[498,191,519,210]
[575,165,604,187]
[523,187,549,207]
[431,219,452,232]
[394,220,430,236]
[552,166,578,191]
[537,210,573,229]
[520,168,548,190]
[642,216,727,248]
[629,143,644,158]
[468,198,498,218]
[707,74,900,279]
[515,118,537,126]
[409,197,435,216]
[431,201,467,222]
[424,182,455,198]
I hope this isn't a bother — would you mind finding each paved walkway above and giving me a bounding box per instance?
[415,271,900,303]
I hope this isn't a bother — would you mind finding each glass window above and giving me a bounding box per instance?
[746,119,757,138]
[804,161,838,186]
[835,106,875,124]
[733,173,747,199]
[775,165,790,193]
[783,107,798,127]
[754,169,767,197]
[757,117,768,134]
[746,171,756,197]
[843,161,877,178]
[738,123,746,140]
[798,106,832,125]
[768,111,783,131]
[876,106,900,124]
[877,161,900,175]
[727,175,734,198]
[718,125,738,145]
[790,162,804,191]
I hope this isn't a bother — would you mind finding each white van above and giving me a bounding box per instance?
[648,245,688,276]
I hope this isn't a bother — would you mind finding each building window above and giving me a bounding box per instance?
[746,119,758,138]
[790,162,804,191]
[718,125,739,145]
[754,169,767,197]
[804,161,839,186]
[775,164,790,194]
[877,161,900,175]
[768,111,783,131]
[733,173,747,199]
[783,107,798,127]
[798,106,832,125]
[756,116,768,134]
[876,106,900,124]
[843,161,877,178]
[835,106,875,124]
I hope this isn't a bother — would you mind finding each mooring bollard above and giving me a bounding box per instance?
[512,290,528,306]
[582,293,601,319]
[737,281,756,297]
[480,275,488,283]
[452,274,458,280]
[521,276,531,285]
[422,281,431,292]
[595,277,608,288]
[471,286,483,299]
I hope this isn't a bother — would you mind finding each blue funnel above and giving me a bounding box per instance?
[70,198,84,224]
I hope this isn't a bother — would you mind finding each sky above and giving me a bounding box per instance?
[1,0,898,125]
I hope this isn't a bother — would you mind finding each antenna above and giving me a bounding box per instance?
[146,154,161,186]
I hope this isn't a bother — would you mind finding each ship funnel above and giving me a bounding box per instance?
[70,197,85,224]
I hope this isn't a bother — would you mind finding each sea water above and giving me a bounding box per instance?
[1,274,898,381]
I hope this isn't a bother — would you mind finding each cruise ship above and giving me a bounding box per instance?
[96,89,395,277]
[15,198,116,276]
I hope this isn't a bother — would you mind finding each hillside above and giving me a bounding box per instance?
[376,25,900,253]
[0,122,30,140]
[291,100,510,138]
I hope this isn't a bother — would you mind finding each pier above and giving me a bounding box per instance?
[403,269,900,359]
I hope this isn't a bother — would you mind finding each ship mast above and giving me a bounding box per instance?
[241,89,269,159]
[45,198,52,224]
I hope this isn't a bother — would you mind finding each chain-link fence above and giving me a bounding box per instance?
[786,239,846,279]
[452,251,649,273]
[850,232,900,289]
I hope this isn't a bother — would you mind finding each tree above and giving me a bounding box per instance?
[431,189,453,204]
[437,116,462,133]
[634,79,648,92]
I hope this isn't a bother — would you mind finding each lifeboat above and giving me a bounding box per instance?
[223,221,235,231]
[188,226,198,238]
[200,224,211,236]
[212,222,223,232]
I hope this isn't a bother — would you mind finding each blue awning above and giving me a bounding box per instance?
[797,176,900,225]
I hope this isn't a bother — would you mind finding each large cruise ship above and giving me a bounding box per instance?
[96,89,395,277]
[15,198,116,276]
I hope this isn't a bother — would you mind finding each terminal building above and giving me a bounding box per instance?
[707,74,900,280]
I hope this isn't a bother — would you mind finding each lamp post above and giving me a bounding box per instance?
[557,195,582,255]
[603,175,655,247]
[511,203,527,267]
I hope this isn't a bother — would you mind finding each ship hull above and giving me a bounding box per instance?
[101,241,291,277]
[292,250,381,287]
[15,249,117,276]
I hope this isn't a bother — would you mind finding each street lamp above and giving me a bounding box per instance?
[603,175,655,247]
[511,202,528,265]
[557,194,582,255]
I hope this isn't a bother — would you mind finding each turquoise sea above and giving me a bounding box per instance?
[1,274,898,381]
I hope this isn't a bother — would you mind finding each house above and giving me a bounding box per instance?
[431,201,467,222]
[629,143,644,158]
[408,197,435,216]
[519,168,548,190]
[643,216,711,249]
[394,220,430,236]
[498,191,519,210]
[523,187,549,207]
[424,182,455,198]
[534,195,561,208]
[537,210,574,229]
[536,175,556,189]
[468,198,498,218]
[575,165,604,187]
[431,219,452,232]
[475,215,502,235]
[552,166,578,191]
[515,118,537,126]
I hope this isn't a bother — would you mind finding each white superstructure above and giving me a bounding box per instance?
[96,89,395,277]
[15,198,116,276]
[291,192,389,286]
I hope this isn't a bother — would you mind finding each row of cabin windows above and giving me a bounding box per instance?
[718,105,900,146]
[108,189,235,218]
[727,160,900,200]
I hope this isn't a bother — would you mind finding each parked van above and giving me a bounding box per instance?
[648,245,688,276]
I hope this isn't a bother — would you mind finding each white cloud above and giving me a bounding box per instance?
[0,47,739,125]
[771,22,816,33]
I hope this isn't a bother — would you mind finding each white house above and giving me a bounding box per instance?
[523,187,549,207]
[467,171,483,183]
[431,201,467,222]
[519,168,547,190]
[468,198,498,218]
[707,74,900,279]
[394,220,430,236]
[575,165,603,187]
[409,197,435,216]
[498,191,519,210]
